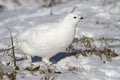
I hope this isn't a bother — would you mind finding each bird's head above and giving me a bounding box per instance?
[63,13,83,26]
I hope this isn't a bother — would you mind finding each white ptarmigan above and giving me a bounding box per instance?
[16,13,83,64]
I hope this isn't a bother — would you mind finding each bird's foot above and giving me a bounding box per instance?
[24,63,34,71]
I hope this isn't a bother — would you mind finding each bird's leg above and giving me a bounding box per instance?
[39,58,55,79]
[39,58,52,73]
[24,54,32,62]
[24,54,33,70]
[42,58,52,65]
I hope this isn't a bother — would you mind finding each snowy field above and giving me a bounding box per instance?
[0,0,120,80]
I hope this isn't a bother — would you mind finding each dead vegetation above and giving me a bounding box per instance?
[0,4,5,12]
[0,29,17,80]
[39,0,61,7]
[0,61,16,80]
[75,47,118,61]
[67,36,119,62]
[12,0,21,6]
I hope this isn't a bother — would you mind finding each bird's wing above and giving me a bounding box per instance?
[17,23,56,42]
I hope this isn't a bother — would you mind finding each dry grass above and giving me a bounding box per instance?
[75,48,118,61]
[0,5,5,12]
[0,61,16,80]
[67,36,119,62]
[0,28,17,80]
[12,0,21,6]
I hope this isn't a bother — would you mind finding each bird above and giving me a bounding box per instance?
[16,13,83,64]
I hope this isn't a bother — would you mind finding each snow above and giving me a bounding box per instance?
[0,0,120,80]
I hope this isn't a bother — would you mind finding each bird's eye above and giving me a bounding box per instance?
[74,16,77,19]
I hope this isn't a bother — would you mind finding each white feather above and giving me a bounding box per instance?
[16,13,83,63]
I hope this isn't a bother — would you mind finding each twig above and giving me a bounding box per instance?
[70,7,78,13]
[10,71,16,80]
[7,28,16,67]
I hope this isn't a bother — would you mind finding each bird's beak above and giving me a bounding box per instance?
[80,17,84,19]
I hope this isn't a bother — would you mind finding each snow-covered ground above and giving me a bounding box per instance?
[0,0,120,80]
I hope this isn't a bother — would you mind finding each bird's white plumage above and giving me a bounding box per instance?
[16,13,83,63]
